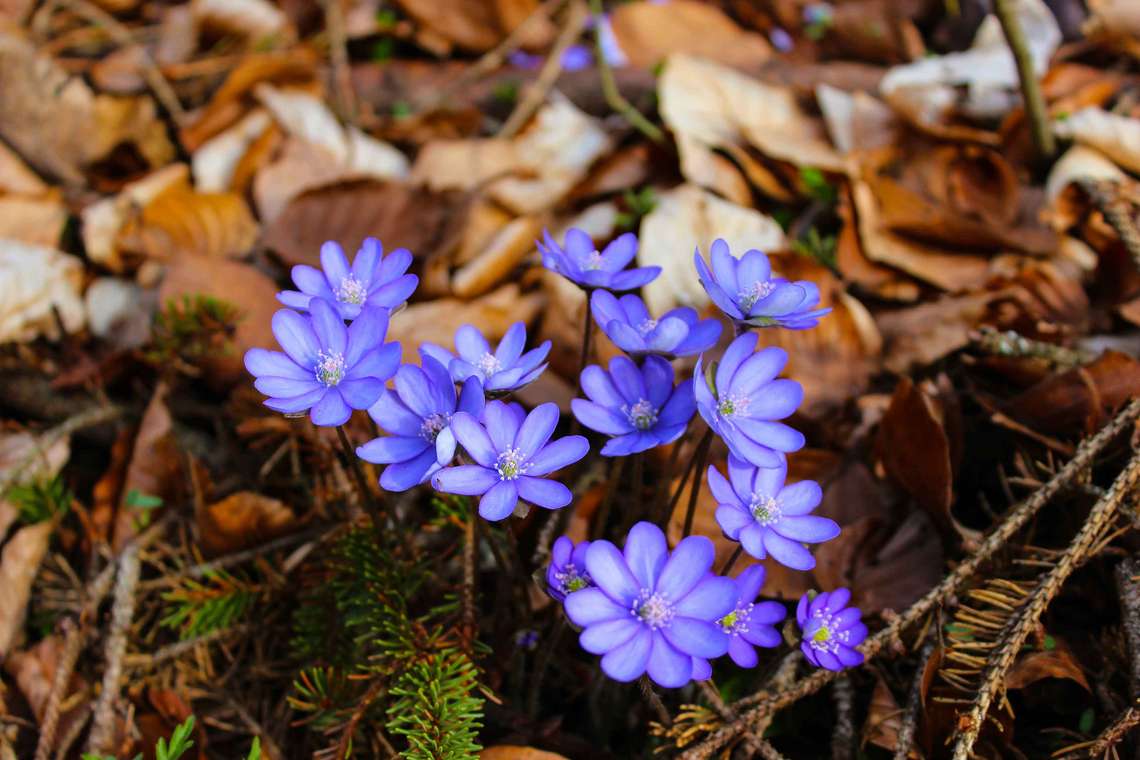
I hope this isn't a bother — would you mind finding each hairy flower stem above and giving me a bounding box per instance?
[681,430,714,538]
[593,455,627,539]
[527,615,567,717]
[462,507,478,651]
[577,299,594,386]
[639,675,672,725]
[664,427,710,524]
[720,545,744,576]
[336,425,386,536]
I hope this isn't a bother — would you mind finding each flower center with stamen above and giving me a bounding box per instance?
[336,274,367,305]
[806,610,851,655]
[554,564,591,595]
[495,448,529,480]
[584,250,606,270]
[314,350,346,387]
[636,318,658,337]
[476,352,502,378]
[749,493,782,525]
[717,392,750,419]
[718,603,754,635]
[738,280,776,312]
[623,399,658,431]
[632,589,675,630]
[420,412,450,442]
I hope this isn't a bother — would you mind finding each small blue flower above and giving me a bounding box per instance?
[547,536,593,601]
[538,228,660,292]
[590,290,721,359]
[572,355,695,456]
[708,455,837,571]
[563,522,736,688]
[432,401,588,521]
[797,588,866,671]
[244,299,400,427]
[694,240,830,329]
[694,331,805,467]
[357,354,485,492]
[717,565,786,668]
[421,322,550,395]
[277,238,418,321]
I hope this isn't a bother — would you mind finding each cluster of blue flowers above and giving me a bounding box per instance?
[245,229,866,692]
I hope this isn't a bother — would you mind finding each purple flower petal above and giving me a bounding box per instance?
[731,347,789,397]
[309,298,347,355]
[739,523,767,558]
[741,626,781,649]
[276,290,313,311]
[608,356,646,406]
[515,403,559,460]
[394,364,437,418]
[655,535,714,600]
[345,342,400,382]
[320,241,350,285]
[264,387,326,414]
[600,628,652,682]
[271,309,321,367]
[477,480,519,521]
[516,476,571,509]
[601,232,637,271]
[691,657,712,681]
[455,324,491,362]
[709,239,739,294]
[600,432,654,456]
[762,531,815,571]
[379,448,439,491]
[647,317,688,353]
[291,264,329,296]
[715,506,751,539]
[835,646,864,667]
[586,541,641,605]
[310,388,351,427]
[357,435,429,464]
[572,399,631,436]
[245,348,311,380]
[581,365,626,408]
[495,322,526,366]
[338,378,383,409]
[744,379,803,420]
[608,266,661,292]
[369,274,417,309]
[737,249,772,287]
[352,237,381,280]
[716,332,757,394]
[255,376,321,398]
[432,464,498,495]
[673,576,736,620]
[565,588,628,626]
[729,636,758,668]
[663,618,728,659]
[580,619,640,654]
[778,481,823,515]
[735,565,767,601]
[735,419,805,453]
[526,436,588,475]
[641,356,674,409]
[483,401,520,452]
[450,412,497,467]
[776,515,839,544]
[623,522,667,590]
[368,390,420,436]
[646,633,691,688]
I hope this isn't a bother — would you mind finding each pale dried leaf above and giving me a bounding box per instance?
[193,109,273,192]
[84,277,152,350]
[639,183,786,314]
[1044,145,1125,204]
[0,521,53,656]
[0,430,69,543]
[117,182,260,261]
[0,139,46,195]
[879,0,1060,135]
[659,54,844,201]
[113,382,178,550]
[877,292,997,373]
[0,241,85,343]
[609,0,770,70]
[81,163,190,272]
[1053,108,1140,175]
[393,0,551,52]
[1084,0,1140,42]
[0,0,34,24]
[816,84,901,154]
[0,193,67,248]
[451,215,544,298]
[192,0,290,42]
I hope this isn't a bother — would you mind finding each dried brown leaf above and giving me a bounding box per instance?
[0,520,53,656]
[113,382,179,550]
[877,377,954,531]
[0,240,86,343]
[82,164,190,273]
[1003,349,1140,435]
[198,491,296,556]
[480,748,570,760]
[117,181,260,262]
[1005,644,1090,692]
[0,193,66,248]
[609,0,771,70]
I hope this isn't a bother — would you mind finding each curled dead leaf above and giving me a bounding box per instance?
[82,163,190,273]
[4,635,87,737]
[0,241,86,343]
[863,677,903,754]
[117,180,260,262]
[113,382,180,550]
[1005,643,1090,692]
[609,0,770,70]
[0,521,53,656]
[0,192,66,248]
[198,491,296,556]
[1003,349,1140,435]
[451,215,544,299]
[1053,107,1140,175]
[393,0,553,53]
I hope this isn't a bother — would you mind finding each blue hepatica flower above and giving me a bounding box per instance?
[245,299,399,427]
[694,239,830,329]
[717,565,787,668]
[277,238,418,321]
[547,536,593,602]
[708,454,837,571]
[357,354,485,492]
[694,332,805,467]
[421,322,550,395]
[432,401,588,521]
[797,588,867,671]
[590,290,721,359]
[563,522,735,688]
[538,228,660,292]
[572,355,695,456]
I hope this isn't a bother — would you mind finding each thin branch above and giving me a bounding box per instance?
[993,0,1054,159]
[695,680,785,759]
[498,0,587,137]
[586,0,664,143]
[1079,178,1140,275]
[1115,556,1140,703]
[831,674,855,760]
[321,0,357,123]
[0,405,120,496]
[462,507,478,651]
[679,398,1140,760]
[34,618,81,760]
[894,641,936,760]
[951,447,1140,759]
[85,541,141,755]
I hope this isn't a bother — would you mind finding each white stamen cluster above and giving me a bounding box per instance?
[314,350,346,387]
[717,392,750,419]
[632,589,675,630]
[623,399,658,431]
[636,318,658,336]
[419,412,450,442]
[737,279,776,312]
[583,250,606,270]
[718,603,754,636]
[749,493,782,526]
[476,352,502,378]
[336,274,367,305]
[495,448,530,480]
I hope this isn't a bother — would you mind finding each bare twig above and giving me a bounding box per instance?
[1115,557,1140,702]
[951,447,1140,759]
[894,641,936,760]
[33,618,81,760]
[1080,178,1140,274]
[462,509,478,651]
[831,674,855,760]
[320,0,356,123]
[0,405,120,496]
[85,541,141,755]
[681,430,714,538]
[679,398,1140,760]
[586,0,664,142]
[993,0,1054,159]
[695,681,782,759]
[639,676,672,726]
[1055,703,1140,759]
[499,0,587,137]
[123,624,252,669]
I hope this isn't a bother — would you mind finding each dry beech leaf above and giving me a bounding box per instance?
[198,491,295,556]
[480,748,570,760]
[191,0,292,43]
[0,32,173,185]
[1043,145,1126,231]
[0,0,35,24]
[756,253,881,417]
[864,677,903,754]
[1003,349,1140,436]
[390,283,544,366]
[0,139,47,194]
[0,241,85,343]
[4,635,88,734]
[0,192,67,248]
[1005,643,1090,692]
[879,0,1060,140]
[117,181,260,262]
[609,0,771,70]
[0,520,54,656]
[82,163,190,273]
[824,0,925,65]
[816,84,901,154]
[157,256,279,386]
[876,292,996,374]
[1084,0,1140,49]
[413,97,612,215]
[262,180,458,270]
[113,382,180,550]
[451,215,544,298]
[660,55,843,202]
[639,183,786,315]
[393,0,552,53]
[876,378,954,533]
[192,109,273,192]
[1053,108,1140,175]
